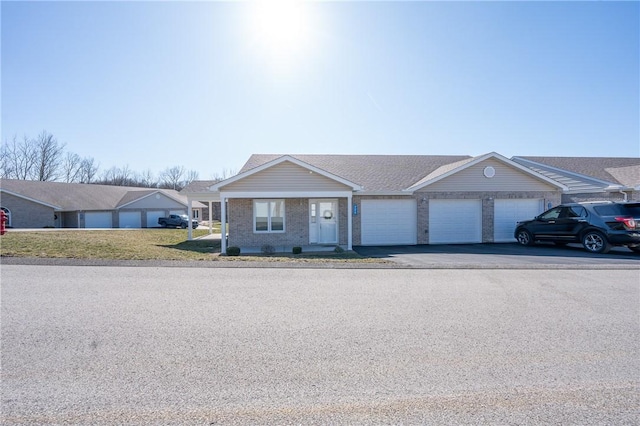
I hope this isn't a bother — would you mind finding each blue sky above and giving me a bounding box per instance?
[2,1,638,180]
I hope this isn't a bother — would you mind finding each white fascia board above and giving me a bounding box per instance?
[408,152,568,191]
[0,188,62,209]
[511,157,618,187]
[210,155,362,191]
[220,191,353,199]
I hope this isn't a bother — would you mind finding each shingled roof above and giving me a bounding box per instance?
[513,156,640,190]
[0,179,193,211]
[240,154,472,192]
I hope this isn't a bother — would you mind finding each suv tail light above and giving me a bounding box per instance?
[615,216,637,229]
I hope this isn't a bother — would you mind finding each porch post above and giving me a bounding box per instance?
[220,197,227,254]
[208,200,213,234]
[187,197,193,241]
[347,194,353,250]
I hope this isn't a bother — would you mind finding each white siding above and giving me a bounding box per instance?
[222,161,353,192]
[423,159,556,192]
[124,193,185,209]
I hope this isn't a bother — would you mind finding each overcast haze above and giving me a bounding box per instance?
[2,1,638,180]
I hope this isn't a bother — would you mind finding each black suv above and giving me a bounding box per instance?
[514,201,640,254]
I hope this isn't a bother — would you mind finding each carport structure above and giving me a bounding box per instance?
[182,180,222,240]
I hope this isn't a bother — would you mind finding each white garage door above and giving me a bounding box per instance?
[429,199,482,244]
[361,199,417,245]
[119,211,142,228]
[146,211,164,228]
[85,212,112,228]
[494,199,543,242]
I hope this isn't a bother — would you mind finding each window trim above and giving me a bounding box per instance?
[253,199,286,233]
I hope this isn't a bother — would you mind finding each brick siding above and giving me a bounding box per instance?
[1,192,55,228]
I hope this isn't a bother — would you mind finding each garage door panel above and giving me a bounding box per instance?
[494,199,543,242]
[361,199,417,245]
[429,199,481,244]
[119,211,142,228]
[85,212,112,228]
[146,211,164,228]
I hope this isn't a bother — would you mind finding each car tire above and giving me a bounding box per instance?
[629,246,640,254]
[181,223,187,229]
[516,229,534,246]
[582,231,611,254]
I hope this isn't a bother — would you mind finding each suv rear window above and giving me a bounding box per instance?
[594,203,640,216]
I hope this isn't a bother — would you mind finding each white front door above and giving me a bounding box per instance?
[309,200,338,244]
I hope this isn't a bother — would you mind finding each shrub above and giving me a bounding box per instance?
[261,244,276,255]
[334,245,345,253]
[292,246,302,255]
[226,246,241,256]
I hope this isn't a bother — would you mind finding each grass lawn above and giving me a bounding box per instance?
[0,228,385,263]
[0,229,216,261]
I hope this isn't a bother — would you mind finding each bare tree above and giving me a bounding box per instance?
[79,157,99,183]
[0,140,14,179]
[183,169,199,187]
[32,131,65,181]
[159,165,185,190]
[138,169,157,188]
[62,152,82,182]
[98,165,136,186]
[210,168,237,181]
[1,135,37,180]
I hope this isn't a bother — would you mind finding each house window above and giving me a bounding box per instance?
[254,200,285,232]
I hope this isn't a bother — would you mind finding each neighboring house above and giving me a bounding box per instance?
[512,156,640,202]
[0,179,203,229]
[184,152,567,253]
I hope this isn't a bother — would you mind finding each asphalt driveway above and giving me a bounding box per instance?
[353,242,640,268]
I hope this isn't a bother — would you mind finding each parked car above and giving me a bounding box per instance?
[514,201,640,254]
[158,214,199,229]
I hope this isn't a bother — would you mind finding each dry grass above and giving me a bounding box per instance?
[0,229,386,263]
[0,229,216,261]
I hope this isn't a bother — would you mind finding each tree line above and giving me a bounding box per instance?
[1,131,234,191]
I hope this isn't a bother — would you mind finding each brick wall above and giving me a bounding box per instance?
[0,192,55,228]
[228,198,309,249]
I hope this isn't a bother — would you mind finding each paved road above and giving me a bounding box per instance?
[2,265,639,424]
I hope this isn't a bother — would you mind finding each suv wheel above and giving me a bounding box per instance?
[582,231,611,254]
[516,229,534,246]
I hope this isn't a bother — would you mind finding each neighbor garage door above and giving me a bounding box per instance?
[146,211,164,228]
[494,199,543,242]
[85,212,112,228]
[119,211,142,228]
[361,199,417,245]
[429,199,482,244]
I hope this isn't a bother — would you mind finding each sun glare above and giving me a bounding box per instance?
[248,0,313,70]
